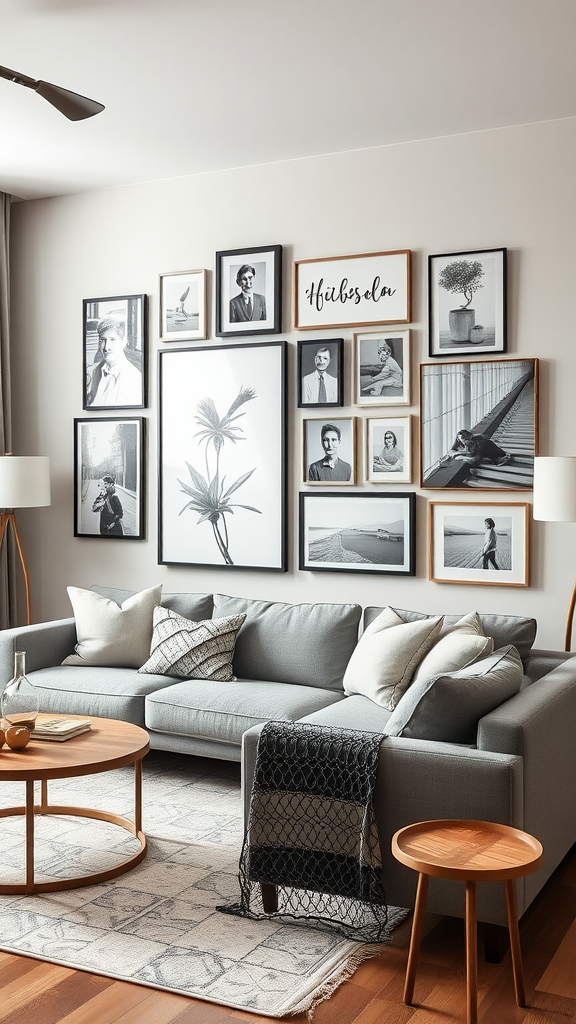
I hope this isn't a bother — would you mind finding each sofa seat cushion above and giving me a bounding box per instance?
[91,585,214,623]
[29,666,175,726]
[213,594,361,691]
[145,679,346,745]
[299,694,393,733]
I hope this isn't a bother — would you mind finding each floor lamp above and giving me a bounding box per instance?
[533,456,576,652]
[0,455,51,625]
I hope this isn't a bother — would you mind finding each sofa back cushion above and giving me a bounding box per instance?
[91,585,214,622]
[212,593,361,690]
[363,606,537,664]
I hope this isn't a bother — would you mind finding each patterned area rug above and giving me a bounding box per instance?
[0,750,408,1017]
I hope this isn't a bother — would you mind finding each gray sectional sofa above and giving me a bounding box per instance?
[1,584,576,934]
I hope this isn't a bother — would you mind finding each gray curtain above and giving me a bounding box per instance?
[0,192,17,628]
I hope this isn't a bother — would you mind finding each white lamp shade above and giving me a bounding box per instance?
[0,456,51,508]
[533,456,576,522]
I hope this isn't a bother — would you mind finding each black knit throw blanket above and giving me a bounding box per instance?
[218,721,389,942]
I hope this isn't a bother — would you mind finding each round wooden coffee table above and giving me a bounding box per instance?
[392,819,543,1024]
[0,714,149,895]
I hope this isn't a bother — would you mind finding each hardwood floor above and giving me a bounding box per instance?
[2,842,576,1024]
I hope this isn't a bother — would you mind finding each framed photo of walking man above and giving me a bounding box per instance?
[74,417,145,539]
[215,244,282,337]
[429,502,529,586]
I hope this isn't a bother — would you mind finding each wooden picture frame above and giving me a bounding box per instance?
[215,244,282,337]
[428,248,507,357]
[74,417,145,539]
[354,328,410,406]
[429,501,529,586]
[303,416,356,485]
[294,250,411,330]
[366,416,412,484]
[83,294,147,410]
[159,269,207,342]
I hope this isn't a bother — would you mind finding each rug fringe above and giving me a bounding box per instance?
[288,943,384,1019]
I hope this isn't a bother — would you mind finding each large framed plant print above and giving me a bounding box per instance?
[299,492,415,576]
[159,341,286,570]
[420,358,538,491]
[83,294,147,410]
[429,501,529,587]
[428,248,507,357]
[74,417,145,539]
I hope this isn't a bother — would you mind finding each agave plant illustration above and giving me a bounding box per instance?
[178,386,261,564]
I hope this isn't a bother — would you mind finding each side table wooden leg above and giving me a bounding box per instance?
[25,779,35,893]
[404,872,429,1005]
[505,878,526,1007]
[134,758,142,834]
[465,880,478,1024]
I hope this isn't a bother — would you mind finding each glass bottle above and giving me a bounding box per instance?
[1,651,38,730]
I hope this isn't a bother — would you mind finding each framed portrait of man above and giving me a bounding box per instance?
[303,417,356,485]
[215,244,282,338]
[298,338,344,408]
[83,294,147,411]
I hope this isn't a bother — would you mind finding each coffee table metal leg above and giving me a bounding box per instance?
[25,779,35,893]
[134,758,142,834]
[465,880,478,1024]
[404,872,429,1005]
[505,878,526,1007]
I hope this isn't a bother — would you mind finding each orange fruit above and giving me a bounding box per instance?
[0,728,4,748]
[5,725,31,749]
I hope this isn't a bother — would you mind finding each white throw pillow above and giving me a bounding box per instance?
[62,584,162,668]
[343,607,444,710]
[139,606,246,682]
[411,611,494,683]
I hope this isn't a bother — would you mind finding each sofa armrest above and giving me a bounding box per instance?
[0,619,76,688]
[524,648,573,682]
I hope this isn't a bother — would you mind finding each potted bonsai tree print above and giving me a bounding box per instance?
[438,259,485,342]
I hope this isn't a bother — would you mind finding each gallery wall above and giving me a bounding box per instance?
[9,116,576,650]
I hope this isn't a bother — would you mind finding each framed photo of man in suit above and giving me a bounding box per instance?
[298,338,344,408]
[216,244,282,337]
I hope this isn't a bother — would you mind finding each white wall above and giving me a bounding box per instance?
[9,117,576,650]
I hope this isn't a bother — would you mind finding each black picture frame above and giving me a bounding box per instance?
[297,338,344,408]
[83,294,147,410]
[159,341,287,570]
[74,417,145,539]
[215,244,282,338]
[428,248,507,357]
[299,491,416,575]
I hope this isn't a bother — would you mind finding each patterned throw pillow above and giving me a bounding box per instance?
[138,606,246,681]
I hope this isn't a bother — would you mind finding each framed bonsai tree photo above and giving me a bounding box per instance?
[428,248,507,357]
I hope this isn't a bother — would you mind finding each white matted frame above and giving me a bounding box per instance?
[215,244,282,338]
[354,329,410,406]
[429,501,529,586]
[303,416,356,485]
[428,248,507,357]
[366,416,411,483]
[294,250,411,330]
[159,269,207,342]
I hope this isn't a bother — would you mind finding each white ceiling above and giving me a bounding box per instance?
[3,0,576,201]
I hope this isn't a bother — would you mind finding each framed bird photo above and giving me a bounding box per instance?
[159,269,207,342]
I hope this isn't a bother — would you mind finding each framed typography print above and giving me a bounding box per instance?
[74,417,145,539]
[354,329,410,406]
[429,501,529,586]
[294,250,411,330]
[159,341,286,570]
[299,491,415,576]
[298,338,344,408]
[159,269,207,342]
[366,416,411,483]
[215,244,282,337]
[428,248,507,357]
[83,294,147,410]
[303,416,356,485]
[420,358,538,490]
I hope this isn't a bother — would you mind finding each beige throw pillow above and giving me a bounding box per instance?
[139,606,246,681]
[411,611,494,683]
[63,584,162,668]
[343,607,444,710]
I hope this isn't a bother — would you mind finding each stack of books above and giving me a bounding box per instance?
[31,716,92,742]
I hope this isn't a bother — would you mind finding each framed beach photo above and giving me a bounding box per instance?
[354,329,410,406]
[159,341,286,570]
[420,358,538,490]
[303,416,356,485]
[299,491,416,576]
[428,248,507,357]
[298,338,344,408]
[366,416,411,484]
[74,417,145,539]
[83,294,147,410]
[429,501,529,586]
[215,244,282,337]
[159,269,207,342]
[294,250,411,330]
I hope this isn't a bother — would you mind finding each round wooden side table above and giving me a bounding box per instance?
[392,819,543,1024]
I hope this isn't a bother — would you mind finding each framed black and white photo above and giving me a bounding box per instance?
[354,329,410,406]
[303,416,356,485]
[83,294,146,410]
[74,417,145,539]
[298,338,343,408]
[159,269,207,342]
[215,244,282,337]
[429,501,529,587]
[299,492,415,576]
[159,341,286,570]
[420,358,538,490]
[428,248,507,357]
[294,250,411,330]
[366,416,411,483]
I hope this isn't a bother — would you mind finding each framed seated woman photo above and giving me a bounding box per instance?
[366,416,411,484]
[354,329,410,406]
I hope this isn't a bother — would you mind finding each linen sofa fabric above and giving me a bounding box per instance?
[385,645,524,744]
[343,607,444,709]
[91,585,214,623]
[28,665,175,726]
[212,594,361,690]
[62,585,162,668]
[139,607,246,681]
[412,611,494,682]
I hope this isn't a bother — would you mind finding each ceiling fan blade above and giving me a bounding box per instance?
[0,64,104,121]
